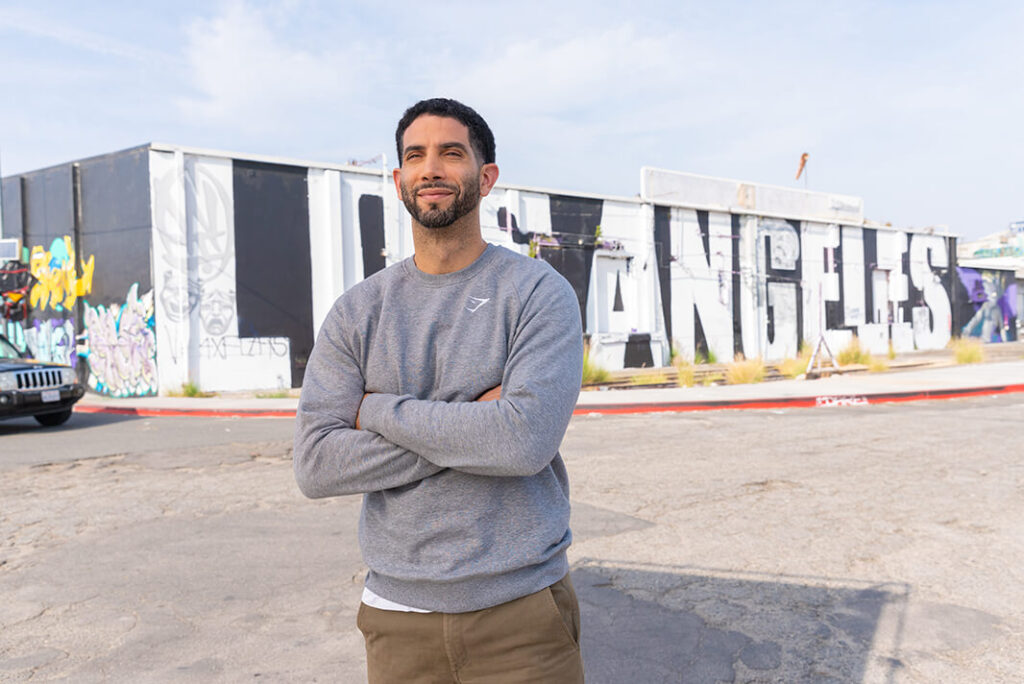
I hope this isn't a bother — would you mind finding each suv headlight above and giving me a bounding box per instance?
[0,372,16,391]
[61,368,77,385]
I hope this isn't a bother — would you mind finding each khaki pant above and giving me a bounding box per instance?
[357,574,584,683]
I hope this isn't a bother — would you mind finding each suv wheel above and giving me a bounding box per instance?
[35,409,73,427]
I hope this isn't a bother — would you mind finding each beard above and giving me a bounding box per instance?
[400,174,480,229]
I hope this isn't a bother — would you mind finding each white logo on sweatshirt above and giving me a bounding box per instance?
[466,296,491,313]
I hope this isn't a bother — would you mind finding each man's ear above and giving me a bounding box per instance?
[392,167,402,195]
[478,163,499,198]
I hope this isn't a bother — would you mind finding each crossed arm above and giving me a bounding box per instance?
[293,274,582,498]
[355,385,501,429]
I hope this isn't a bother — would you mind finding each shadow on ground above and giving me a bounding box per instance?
[573,559,909,684]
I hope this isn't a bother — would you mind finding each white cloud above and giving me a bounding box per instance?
[5,1,1021,237]
[176,1,387,131]
[441,25,686,115]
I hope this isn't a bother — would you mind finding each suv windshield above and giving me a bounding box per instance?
[0,336,24,360]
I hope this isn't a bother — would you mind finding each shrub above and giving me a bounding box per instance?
[778,345,814,379]
[725,354,765,385]
[669,344,683,365]
[672,357,696,387]
[629,372,670,386]
[168,381,213,398]
[837,336,872,366]
[950,338,985,364]
[582,354,611,385]
[867,357,889,373]
[694,349,718,365]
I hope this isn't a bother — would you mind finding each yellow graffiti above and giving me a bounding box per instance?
[29,236,96,312]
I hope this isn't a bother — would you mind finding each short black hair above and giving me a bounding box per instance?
[395,98,496,166]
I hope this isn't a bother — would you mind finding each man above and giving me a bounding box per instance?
[293,98,585,683]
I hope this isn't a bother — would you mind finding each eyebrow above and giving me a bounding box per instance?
[403,141,471,157]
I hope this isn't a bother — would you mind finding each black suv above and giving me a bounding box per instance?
[0,334,85,426]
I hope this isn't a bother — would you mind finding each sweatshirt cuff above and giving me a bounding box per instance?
[358,392,401,435]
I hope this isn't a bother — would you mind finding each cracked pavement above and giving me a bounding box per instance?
[1,395,1022,682]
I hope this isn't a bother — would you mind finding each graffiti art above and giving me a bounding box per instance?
[81,283,158,397]
[956,267,1019,342]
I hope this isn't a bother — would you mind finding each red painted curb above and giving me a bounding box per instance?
[572,383,1024,415]
[74,405,296,418]
[72,382,1024,418]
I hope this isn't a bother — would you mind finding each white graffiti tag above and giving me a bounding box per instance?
[815,395,869,408]
[82,284,158,397]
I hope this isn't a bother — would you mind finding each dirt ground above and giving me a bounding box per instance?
[1,393,1022,682]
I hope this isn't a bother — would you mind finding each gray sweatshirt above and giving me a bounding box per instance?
[293,244,583,613]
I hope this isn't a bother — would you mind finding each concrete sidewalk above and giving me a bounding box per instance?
[76,360,1024,417]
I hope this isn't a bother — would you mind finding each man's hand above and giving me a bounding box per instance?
[476,386,502,402]
[356,387,501,429]
[355,392,369,429]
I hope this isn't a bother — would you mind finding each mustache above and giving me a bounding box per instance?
[413,181,459,193]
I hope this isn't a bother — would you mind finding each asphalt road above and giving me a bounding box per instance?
[1,395,1022,682]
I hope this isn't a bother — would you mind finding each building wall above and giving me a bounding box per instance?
[2,145,965,395]
[0,148,157,397]
[641,168,956,364]
[650,208,955,362]
[77,148,156,397]
[148,149,402,393]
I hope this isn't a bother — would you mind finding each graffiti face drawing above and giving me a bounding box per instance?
[201,289,235,336]
[159,270,199,324]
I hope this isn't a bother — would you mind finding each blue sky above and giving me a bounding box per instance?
[1,0,1021,240]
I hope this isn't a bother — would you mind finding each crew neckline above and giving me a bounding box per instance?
[402,243,498,287]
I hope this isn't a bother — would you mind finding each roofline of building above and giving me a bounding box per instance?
[148,142,385,176]
[639,165,959,237]
[641,165,863,204]
[0,143,152,178]
[0,145,974,236]
[148,143,647,204]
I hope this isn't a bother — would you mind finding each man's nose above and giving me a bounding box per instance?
[420,151,445,179]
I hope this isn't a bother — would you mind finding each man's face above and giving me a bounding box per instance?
[394,115,496,229]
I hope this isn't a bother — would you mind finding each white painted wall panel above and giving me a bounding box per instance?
[801,222,840,345]
[149,150,190,394]
[909,233,953,349]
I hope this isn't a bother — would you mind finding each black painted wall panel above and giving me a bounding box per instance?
[623,333,655,368]
[945,236,960,331]
[546,195,603,330]
[902,249,920,326]
[696,210,710,259]
[538,245,591,331]
[694,308,710,359]
[1,177,24,244]
[78,148,152,305]
[862,228,878,324]
[232,160,314,387]
[951,273,974,335]
[731,214,743,356]
[358,194,386,277]
[22,165,74,252]
[653,205,672,345]
[693,209,712,358]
